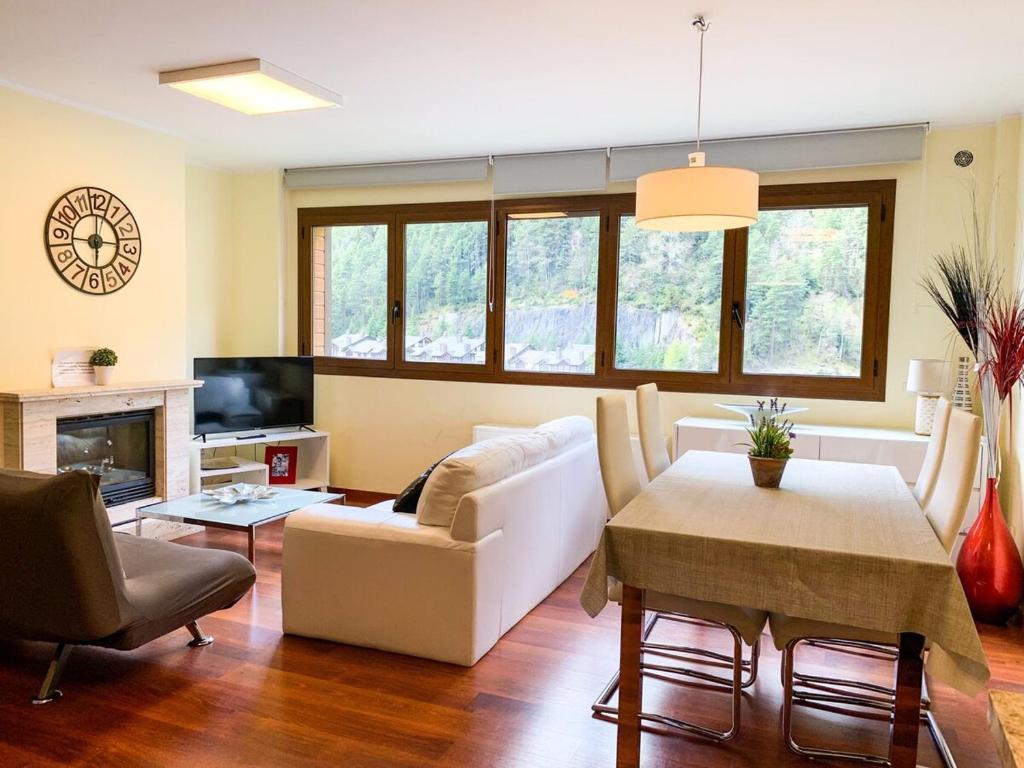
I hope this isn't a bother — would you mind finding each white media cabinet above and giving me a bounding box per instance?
[189,428,331,494]
[674,417,987,559]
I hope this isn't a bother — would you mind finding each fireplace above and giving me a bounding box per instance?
[57,410,156,506]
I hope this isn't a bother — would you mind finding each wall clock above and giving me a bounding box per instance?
[44,187,141,295]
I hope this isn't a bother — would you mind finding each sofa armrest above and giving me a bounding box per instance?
[450,493,506,543]
[282,502,504,666]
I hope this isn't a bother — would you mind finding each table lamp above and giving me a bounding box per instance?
[907,359,948,435]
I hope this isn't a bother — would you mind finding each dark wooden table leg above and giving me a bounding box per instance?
[616,585,644,768]
[247,528,256,564]
[890,632,925,768]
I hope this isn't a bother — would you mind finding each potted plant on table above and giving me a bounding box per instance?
[90,347,118,385]
[745,398,795,489]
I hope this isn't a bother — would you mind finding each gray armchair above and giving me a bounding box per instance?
[0,468,256,703]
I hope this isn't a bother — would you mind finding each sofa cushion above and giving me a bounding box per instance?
[534,415,593,454]
[416,432,550,527]
[393,453,451,513]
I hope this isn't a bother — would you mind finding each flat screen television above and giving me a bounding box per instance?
[193,357,314,437]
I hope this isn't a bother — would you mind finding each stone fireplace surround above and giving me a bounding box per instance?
[0,380,200,538]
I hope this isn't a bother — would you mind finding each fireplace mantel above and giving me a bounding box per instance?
[0,379,202,536]
[0,379,201,403]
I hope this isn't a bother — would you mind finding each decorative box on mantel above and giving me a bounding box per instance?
[0,380,201,539]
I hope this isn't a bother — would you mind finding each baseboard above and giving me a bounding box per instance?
[329,487,396,508]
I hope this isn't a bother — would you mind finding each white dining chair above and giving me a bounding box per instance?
[594,393,767,742]
[913,397,953,509]
[769,406,981,767]
[636,383,671,481]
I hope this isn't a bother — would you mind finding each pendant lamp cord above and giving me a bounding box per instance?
[693,16,708,152]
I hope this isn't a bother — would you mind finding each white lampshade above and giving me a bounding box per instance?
[907,359,947,394]
[635,152,760,232]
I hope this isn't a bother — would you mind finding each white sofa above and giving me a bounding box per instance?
[281,416,608,666]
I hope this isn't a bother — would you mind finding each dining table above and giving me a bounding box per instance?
[581,450,990,768]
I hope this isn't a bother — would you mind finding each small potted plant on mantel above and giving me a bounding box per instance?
[745,399,795,488]
[90,347,118,386]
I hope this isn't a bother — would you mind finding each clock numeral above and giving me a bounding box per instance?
[119,242,139,260]
[50,225,71,243]
[117,215,137,238]
[67,262,86,283]
[73,193,89,213]
[53,248,75,265]
[113,255,137,281]
[89,190,109,214]
[103,267,120,290]
[106,196,129,225]
[87,270,101,291]
[54,199,80,227]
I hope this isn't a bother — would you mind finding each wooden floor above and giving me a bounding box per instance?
[1,521,1022,768]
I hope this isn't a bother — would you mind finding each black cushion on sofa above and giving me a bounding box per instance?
[393,454,451,513]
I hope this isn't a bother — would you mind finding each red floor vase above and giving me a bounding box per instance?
[956,477,1024,624]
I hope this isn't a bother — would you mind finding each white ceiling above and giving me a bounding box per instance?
[2,0,1022,171]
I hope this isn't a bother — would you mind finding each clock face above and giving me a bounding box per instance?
[44,187,141,295]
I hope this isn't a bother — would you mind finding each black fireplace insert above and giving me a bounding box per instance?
[56,410,156,507]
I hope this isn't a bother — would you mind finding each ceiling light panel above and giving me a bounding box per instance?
[159,59,341,115]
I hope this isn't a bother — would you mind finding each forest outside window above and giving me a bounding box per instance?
[401,218,490,367]
[299,180,894,400]
[319,222,389,362]
[613,217,724,374]
[502,211,600,375]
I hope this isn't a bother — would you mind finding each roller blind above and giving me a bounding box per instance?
[283,157,489,189]
[492,149,607,195]
[609,125,927,181]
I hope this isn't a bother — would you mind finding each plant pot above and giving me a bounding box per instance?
[748,456,788,489]
[956,476,1024,624]
[94,366,114,386]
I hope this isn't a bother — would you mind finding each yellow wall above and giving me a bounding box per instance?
[186,165,234,362]
[228,171,285,356]
[0,86,188,389]
[267,125,1005,492]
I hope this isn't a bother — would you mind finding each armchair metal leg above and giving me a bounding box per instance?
[32,644,72,704]
[186,621,214,647]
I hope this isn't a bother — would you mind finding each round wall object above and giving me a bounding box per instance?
[954,149,974,168]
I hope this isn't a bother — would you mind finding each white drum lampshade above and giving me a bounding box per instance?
[907,359,948,435]
[635,153,760,232]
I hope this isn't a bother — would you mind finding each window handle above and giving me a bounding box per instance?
[731,301,744,330]
[392,299,402,325]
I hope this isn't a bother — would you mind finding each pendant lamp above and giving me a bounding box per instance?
[636,17,759,232]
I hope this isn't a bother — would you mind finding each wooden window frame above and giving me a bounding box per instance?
[297,180,894,401]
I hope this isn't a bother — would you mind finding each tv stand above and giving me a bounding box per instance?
[188,428,331,493]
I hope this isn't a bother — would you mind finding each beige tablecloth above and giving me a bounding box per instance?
[581,451,990,696]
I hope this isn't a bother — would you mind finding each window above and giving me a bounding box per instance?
[401,219,489,367]
[501,211,600,375]
[299,180,894,400]
[322,223,389,361]
[740,206,868,376]
[614,217,724,373]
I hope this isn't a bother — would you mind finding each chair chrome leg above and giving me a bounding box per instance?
[32,644,72,704]
[592,619,749,742]
[925,710,958,768]
[782,639,891,766]
[186,621,214,647]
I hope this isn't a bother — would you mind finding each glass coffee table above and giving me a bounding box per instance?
[136,486,343,565]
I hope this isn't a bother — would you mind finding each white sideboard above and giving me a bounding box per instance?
[674,417,987,559]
